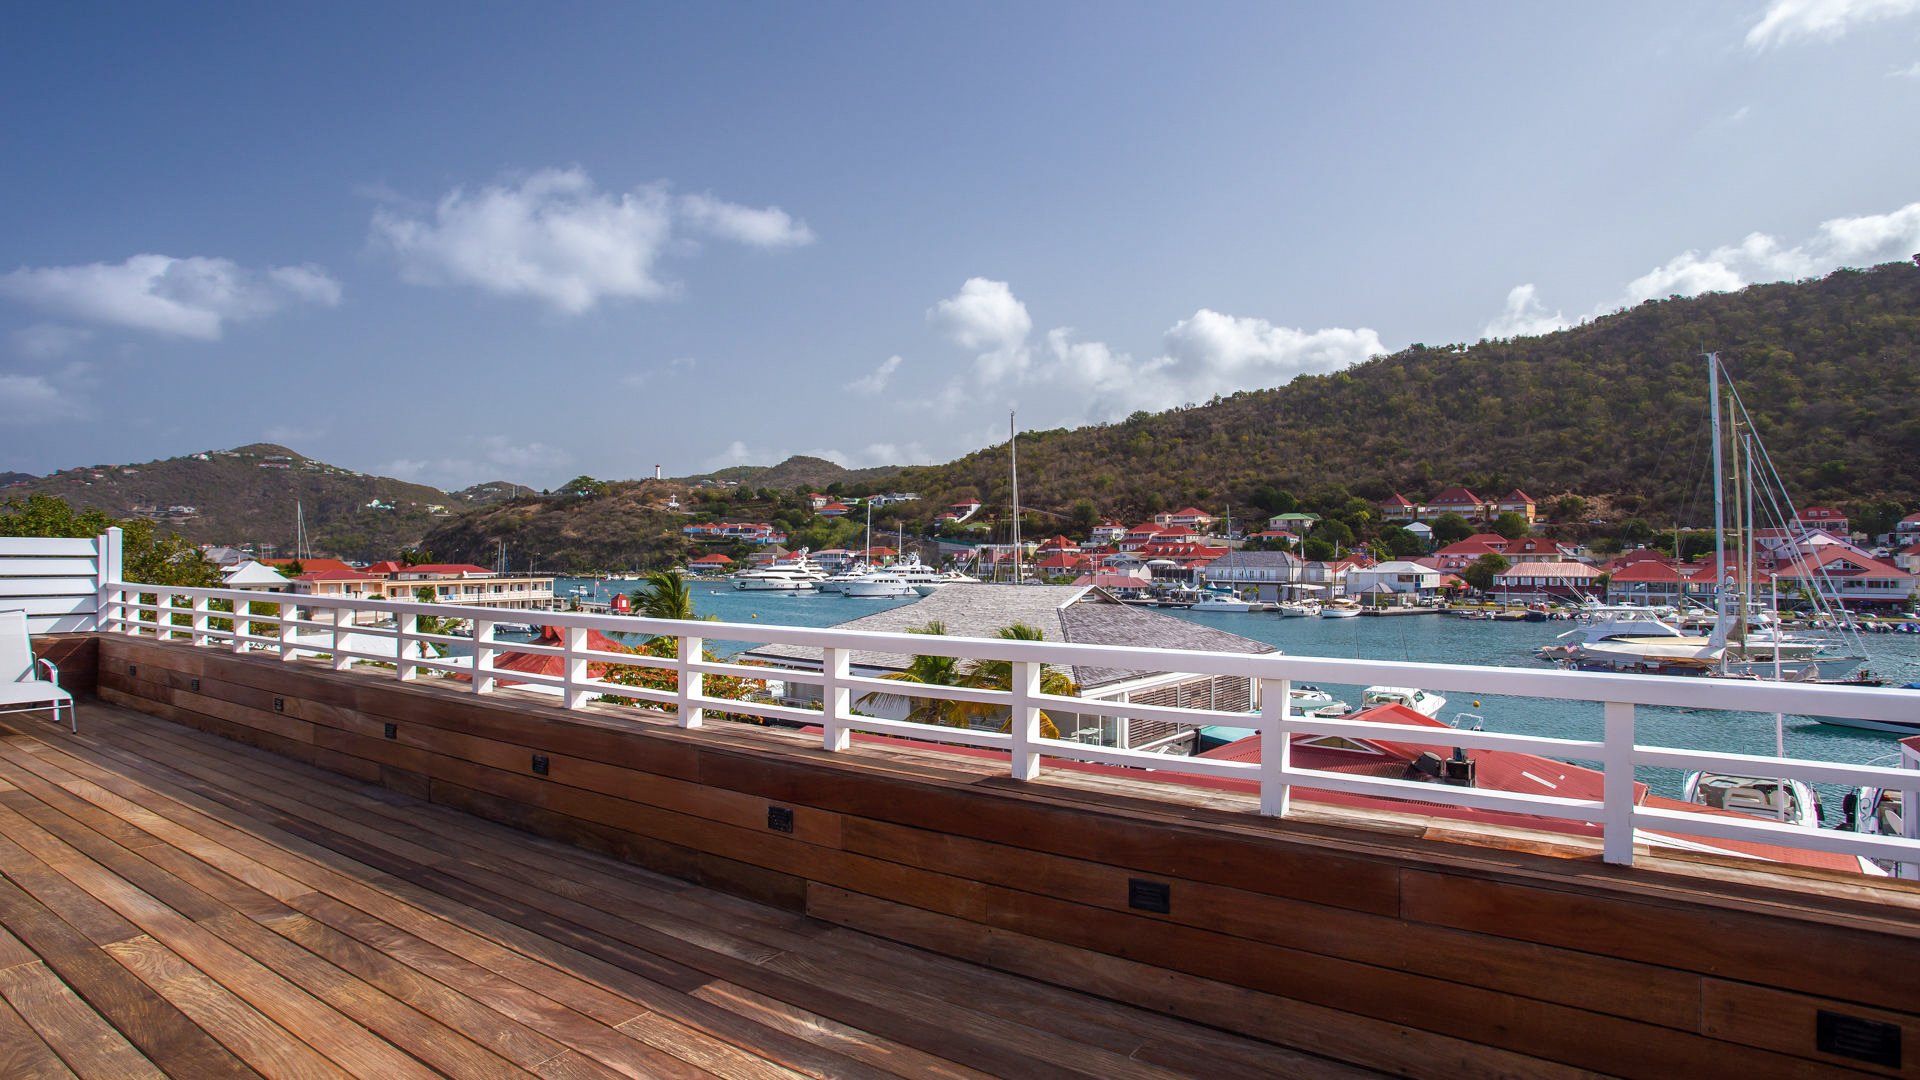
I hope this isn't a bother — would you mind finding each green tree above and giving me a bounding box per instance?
[0,494,219,588]
[1067,499,1100,540]
[961,623,1077,739]
[562,475,609,497]
[400,545,434,566]
[1379,526,1425,557]
[1462,553,1510,593]
[1302,537,1335,561]
[856,621,971,727]
[1430,513,1475,546]
[1490,512,1531,540]
[634,570,697,621]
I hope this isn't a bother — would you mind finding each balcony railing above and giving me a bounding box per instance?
[98,580,1920,876]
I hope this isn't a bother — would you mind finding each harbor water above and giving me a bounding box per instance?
[554,577,1920,804]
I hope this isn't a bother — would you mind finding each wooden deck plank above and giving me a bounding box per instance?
[0,993,78,1080]
[0,960,163,1078]
[0,698,1405,1080]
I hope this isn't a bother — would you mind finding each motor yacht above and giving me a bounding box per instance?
[732,552,827,592]
[844,570,916,599]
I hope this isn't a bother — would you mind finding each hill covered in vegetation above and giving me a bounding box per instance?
[8,444,464,560]
[675,455,902,492]
[893,264,1920,532]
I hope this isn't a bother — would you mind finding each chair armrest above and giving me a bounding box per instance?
[35,657,60,688]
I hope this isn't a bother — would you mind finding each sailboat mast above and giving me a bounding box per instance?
[1708,353,1728,648]
[1744,431,1757,631]
[1009,409,1022,586]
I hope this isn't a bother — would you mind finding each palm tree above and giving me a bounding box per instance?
[634,569,695,621]
[856,621,973,727]
[960,623,1076,739]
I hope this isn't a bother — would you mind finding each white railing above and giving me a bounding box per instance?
[97,579,1920,876]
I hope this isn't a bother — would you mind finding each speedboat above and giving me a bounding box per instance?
[1360,686,1447,718]
[1680,771,1823,830]
[1190,592,1252,612]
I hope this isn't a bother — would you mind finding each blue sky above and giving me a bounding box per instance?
[4,1,1919,490]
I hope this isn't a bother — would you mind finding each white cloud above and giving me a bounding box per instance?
[1621,202,1920,304]
[926,279,1385,427]
[11,323,93,359]
[1485,200,1920,337]
[1746,0,1920,48]
[1892,60,1920,77]
[371,168,815,313]
[0,363,93,424]
[1482,284,1572,340]
[846,354,903,396]
[678,193,815,247]
[929,278,1033,380]
[0,255,340,341]
[379,435,571,490]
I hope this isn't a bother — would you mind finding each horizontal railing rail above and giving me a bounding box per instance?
[98,581,1920,875]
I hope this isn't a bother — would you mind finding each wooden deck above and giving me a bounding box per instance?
[0,701,1381,1079]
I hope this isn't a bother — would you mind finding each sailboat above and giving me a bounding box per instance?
[1547,353,1865,680]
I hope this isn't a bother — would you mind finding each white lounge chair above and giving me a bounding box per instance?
[0,609,76,733]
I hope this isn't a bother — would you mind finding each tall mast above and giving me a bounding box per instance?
[1708,353,1729,654]
[1744,430,1757,634]
[1009,409,1022,585]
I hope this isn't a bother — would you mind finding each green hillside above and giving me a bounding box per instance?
[894,264,1920,531]
[12,444,464,561]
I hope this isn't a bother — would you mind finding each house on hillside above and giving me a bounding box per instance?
[1489,489,1537,525]
[1153,507,1215,531]
[1379,493,1420,522]
[1426,487,1486,520]
[1088,522,1128,545]
[1796,506,1849,535]
[742,585,1276,753]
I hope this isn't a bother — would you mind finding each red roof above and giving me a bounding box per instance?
[1500,488,1534,504]
[1429,487,1482,505]
[491,625,633,684]
[361,560,405,575]
[266,558,366,580]
[690,554,733,565]
[1381,493,1414,507]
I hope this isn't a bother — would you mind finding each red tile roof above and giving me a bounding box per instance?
[1429,486,1482,505]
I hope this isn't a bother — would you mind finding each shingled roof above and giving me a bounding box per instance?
[743,584,1276,691]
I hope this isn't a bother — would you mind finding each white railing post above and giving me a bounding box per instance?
[1009,659,1042,781]
[472,618,495,694]
[397,612,419,681]
[1260,677,1291,817]
[678,634,705,728]
[278,599,298,660]
[230,596,249,653]
[190,595,210,646]
[95,527,122,633]
[821,647,850,751]
[1602,701,1636,866]
[565,626,591,708]
[332,606,354,671]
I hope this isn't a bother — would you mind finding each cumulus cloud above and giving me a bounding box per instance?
[678,193,815,247]
[1484,200,1920,337]
[370,168,815,313]
[0,255,340,340]
[1746,0,1920,48]
[925,278,1385,426]
[929,278,1033,380]
[1482,284,1572,340]
[845,354,903,396]
[11,323,94,359]
[1892,60,1920,77]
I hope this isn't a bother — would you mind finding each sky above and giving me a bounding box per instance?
[3,1,1920,491]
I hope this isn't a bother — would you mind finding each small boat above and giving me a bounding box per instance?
[1190,592,1253,612]
[1681,771,1824,830]
[1320,598,1361,618]
[1277,601,1318,618]
[1360,686,1447,718]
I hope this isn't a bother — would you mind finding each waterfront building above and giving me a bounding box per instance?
[1492,560,1606,603]
[1343,560,1442,604]
[1204,550,1306,601]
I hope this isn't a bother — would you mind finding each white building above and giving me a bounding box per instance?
[1342,561,1441,605]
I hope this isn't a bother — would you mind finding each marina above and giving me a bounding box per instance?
[543,574,1920,811]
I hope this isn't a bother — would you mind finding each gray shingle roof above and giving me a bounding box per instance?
[742,584,1276,690]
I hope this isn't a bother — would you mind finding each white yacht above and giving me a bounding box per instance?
[1277,600,1319,618]
[732,552,827,592]
[844,570,916,599]
[817,562,871,594]
[1190,592,1253,612]
[890,556,978,596]
[1320,598,1361,618]
[1537,603,1842,677]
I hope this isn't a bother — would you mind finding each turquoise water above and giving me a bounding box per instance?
[556,576,1920,799]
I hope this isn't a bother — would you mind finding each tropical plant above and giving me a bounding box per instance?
[634,569,695,621]
[961,622,1077,739]
[1462,553,1510,593]
[856,621,973,727]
